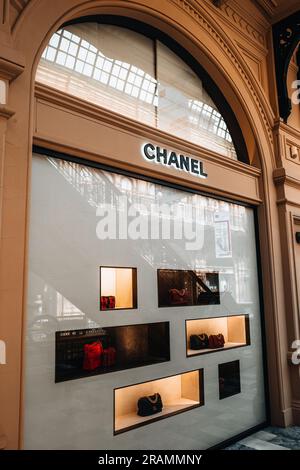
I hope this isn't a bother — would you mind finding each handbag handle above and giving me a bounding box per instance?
[147,393,159,404]
[199,334,207,340]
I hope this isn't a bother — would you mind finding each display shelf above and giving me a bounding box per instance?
[114,369,204,434]
[185,314,250,357]
[55,322,170,383]
[100,266,137,310]
[157,269,220,308]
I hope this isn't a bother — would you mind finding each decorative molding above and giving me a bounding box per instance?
[10,0,30,15]
[211,0,227,6]
[171,0,274,145]
[273,119,300,168]
[220,1,266,48]
[273,167,300,189]
[0,105,15,119]
[34,82,262,179]
[0,56,24,81]
[9,0,30,30]
[236,41,264,83]
[273,118,300,141]
[253,0,277,18]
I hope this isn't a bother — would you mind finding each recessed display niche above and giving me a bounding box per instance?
[218,360,241,400]
[55,322,170,383]
[186,314,250,357]
[157,269,220,307]
[114,369,204,434]
[100,266,137,310]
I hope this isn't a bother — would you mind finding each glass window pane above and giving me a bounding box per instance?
[23,154,265,448]
[36,24,238,160]
[36,24,156,127]
[156,42,237,159]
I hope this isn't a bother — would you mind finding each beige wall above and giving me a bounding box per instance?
[0,0,299,449]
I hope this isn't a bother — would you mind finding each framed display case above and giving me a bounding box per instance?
[100,266,137,310]
[157,269,220,307]
[114,369,204,434]
[185,314,250,357]
[55,321,170,382]
[218,360,241,400]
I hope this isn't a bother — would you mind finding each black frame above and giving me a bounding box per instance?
[55,321,170,383]
[33,146,271,444]
[99,266,138,311]
[185,314,251,358]
[113,368,204,435]
[157,268,220,308]
[33,146,270,440]
[218,359,241,400]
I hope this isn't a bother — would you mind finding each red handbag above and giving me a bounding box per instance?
[83,341,103,370]
[208,334,225,349]
[102,347,117,367]
[169,288,189,305]
[100,296,116,310]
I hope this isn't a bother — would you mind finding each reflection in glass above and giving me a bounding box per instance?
[36,24,237,159]
[157,269,220,307]
[55,322,170,383]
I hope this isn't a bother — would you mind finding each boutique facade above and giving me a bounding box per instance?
[0,0,299,450]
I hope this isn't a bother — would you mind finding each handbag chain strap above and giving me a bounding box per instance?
[147,393,159,404]
[199,334,206,340]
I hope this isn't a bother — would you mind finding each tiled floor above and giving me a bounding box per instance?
[225,426,300,450]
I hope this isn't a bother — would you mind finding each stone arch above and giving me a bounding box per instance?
[12,0,276,171]
[1,0,290,449]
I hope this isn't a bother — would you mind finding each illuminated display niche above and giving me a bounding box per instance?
[114,370,204,434]
[186,314,250,357]
[100,266,137,310]
[55,322,170,383]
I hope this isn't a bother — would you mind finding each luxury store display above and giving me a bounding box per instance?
[158,269,220,307]
[137,393,163,417]
[169,288,190,306]
[55,265,250,434]
[83,340,103,371]
[186,315,251,356]
[208,334,225,349]
[190,334,209,350]
[100,295,116,310]
[100,266,137,310]
[55,322,170,382]
[190,333,225,350]
[114,370,204,434]
[102,346,117,368]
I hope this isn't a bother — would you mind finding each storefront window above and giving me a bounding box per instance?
[36,23,237,159]
[24,154,265,449]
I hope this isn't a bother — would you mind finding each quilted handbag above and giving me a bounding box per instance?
[137,393,163,417]
[100,295,116,310]
[190,334,209,350]
[102,346,117,367]
[168,288,189,305]
[208,333,225,349]
[83,341,103,370]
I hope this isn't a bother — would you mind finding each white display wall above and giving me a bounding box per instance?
[24,154,266,449]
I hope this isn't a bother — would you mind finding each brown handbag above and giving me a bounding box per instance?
[168,288,189,305]
[208,333,225,349]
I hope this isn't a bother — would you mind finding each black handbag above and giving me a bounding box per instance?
[190,334,209,350]
[137,393,163,416]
